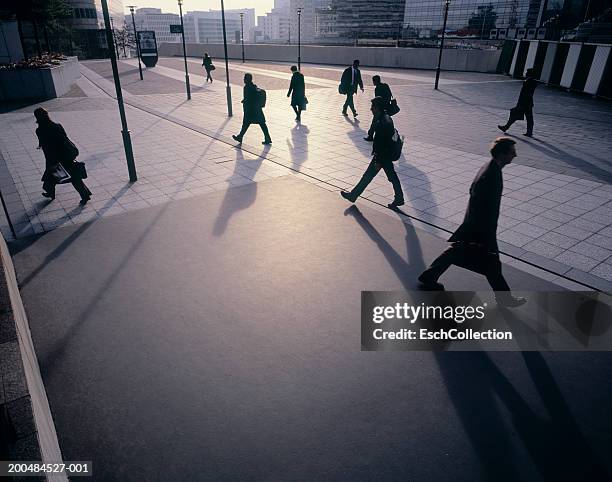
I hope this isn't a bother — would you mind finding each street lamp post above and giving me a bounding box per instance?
[178,0,191,100]
[220,0,233,116]
[434,0,451,90]
[110,16,120,58]
[240,12,245,63]
[297,8,302,70]
[128,6,143,80]
[101,0,137,182]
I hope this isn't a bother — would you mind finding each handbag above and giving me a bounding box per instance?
[338,84,347,95]
[46,163,72,184]
[74,161,88,179]
[209,64,216,70]
[387,99,400,116]
[301,96,308,111]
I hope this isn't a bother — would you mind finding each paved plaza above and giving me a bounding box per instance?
[1,57,611,291]
[2,58,612,479]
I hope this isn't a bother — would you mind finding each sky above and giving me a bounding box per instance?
[123,0,276,18]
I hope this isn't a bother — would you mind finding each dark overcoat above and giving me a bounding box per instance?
[287,71,305,107]
[242,82,266,124]
[36,121,82,182]
[449,160,503,251]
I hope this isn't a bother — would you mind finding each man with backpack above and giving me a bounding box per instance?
[232,73,272,145]
[340,97,404,209]
[365,75,393,142]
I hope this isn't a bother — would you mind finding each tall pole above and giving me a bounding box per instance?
[101,0,137,182]
[128,6,143,80]
[110,16,120,58]
[178,0,191,100]
[297,8,301,70]
[434,0,450,90]
[220,0,233,116]
[240,13,245,63]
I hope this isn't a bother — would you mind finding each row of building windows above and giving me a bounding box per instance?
[73,8,97,19]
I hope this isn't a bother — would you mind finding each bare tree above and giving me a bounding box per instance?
[114,26,135,58]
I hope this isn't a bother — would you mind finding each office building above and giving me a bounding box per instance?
[125,8,180,44]
[183,9,255,44]
[330,0,406,40]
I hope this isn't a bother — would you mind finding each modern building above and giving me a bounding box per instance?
[183,9,255,44]
[314,6,339,39]
[402,0,550,40]
[63,0,124,57]
[125,8,180,44]
[289,0,332,43]
[329,0,406,40]
[258,0,291,42]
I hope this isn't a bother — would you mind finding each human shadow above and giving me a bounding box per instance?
[212,147,264,236]
[286,122,310,171]
[435,349,612,481]
[343,205,426,288]
[520,137,612,184]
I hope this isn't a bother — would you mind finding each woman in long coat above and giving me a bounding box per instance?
[287,65,306,121]
[35,107,91,205]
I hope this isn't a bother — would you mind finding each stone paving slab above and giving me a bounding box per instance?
[1,58,611,291]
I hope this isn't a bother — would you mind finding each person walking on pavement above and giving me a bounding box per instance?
[287,65,306,122]
[202,52,214,83]
[418,137,527,308]
[35,107,91,206]
[340,59,364,117]
[365,75,393,141]
[232,73,272,145]
[498,68,538,137]
[340,97,404,209]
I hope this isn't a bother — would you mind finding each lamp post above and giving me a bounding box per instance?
[434,0,451,90]
[240,12,245,63]
[297,8,302,70]
[177,0,191,100]
[101,0,137,182]
[127,6,143,80]
[220,0,233,116]
[110,16,120,58]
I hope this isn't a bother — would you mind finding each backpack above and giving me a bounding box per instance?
[256,88,267,108]
[389,129,404,162]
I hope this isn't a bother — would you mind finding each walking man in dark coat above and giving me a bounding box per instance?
[35,107,92,205]
[340,59,364,117]
[365,75,393,141]
[498,68,538,137]
[340,97,404,209]
[233,73,272,145]
[287,65,306,121]
[418,137,526,307]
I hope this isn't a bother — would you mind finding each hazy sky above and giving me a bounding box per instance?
[124,0,276,17]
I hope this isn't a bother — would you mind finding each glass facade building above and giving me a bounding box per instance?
[330,0,407,40]
[403,0,545,40]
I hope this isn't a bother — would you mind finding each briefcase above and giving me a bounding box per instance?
[387,99,400,116]
[74,161,88,179]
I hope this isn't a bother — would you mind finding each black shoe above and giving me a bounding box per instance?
[363,136,373,142]
[388,199,405,209]
[42,192,55,200]
[418,274,445,291]
[232,135,243,143]
[523,132,533,137]
[353,112,358,117]
[79,196,90,206]
[342,111,348,116]
[262,139,272,145]
[340,191,356,203]
[497,125,507,133]
[496,295,527,308]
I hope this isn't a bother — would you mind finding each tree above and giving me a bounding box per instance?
[114,26,135,58]
[468,5,497,39]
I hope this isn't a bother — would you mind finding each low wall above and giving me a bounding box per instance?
[0,56,80,101]
[158,43,501,73]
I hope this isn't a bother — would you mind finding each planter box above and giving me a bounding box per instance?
[0,56,80,101]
